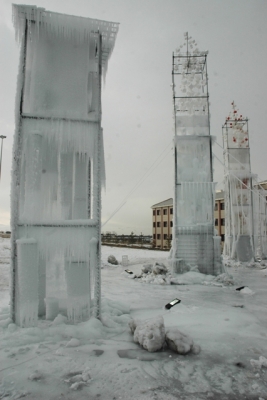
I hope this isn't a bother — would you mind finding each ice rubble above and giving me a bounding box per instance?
[131,261,234,287]
[129,316,201,355]
[250,356,267,369]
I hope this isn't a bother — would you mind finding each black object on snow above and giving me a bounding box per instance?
[236,286,246,291]
[125,269,133,274]
[165,298,181,310]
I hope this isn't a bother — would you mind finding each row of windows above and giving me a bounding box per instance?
[153,221,173,228]
[154,233,224,242]
[214,202,225,211]
[153,234,172,240]
[154,205,225,213]
[153,208,173,216]
[215,218,225,226]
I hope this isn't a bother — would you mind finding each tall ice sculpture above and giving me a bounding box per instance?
[10,5,119,326]
[223,102,267,262]
[171,33,223,275]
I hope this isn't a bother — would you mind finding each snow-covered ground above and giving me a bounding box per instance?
[0,238,267,399]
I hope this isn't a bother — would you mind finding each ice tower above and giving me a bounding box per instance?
[222,102,267,261]
[11,5,119,326]
[171,33,222,275]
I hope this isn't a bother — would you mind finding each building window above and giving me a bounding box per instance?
[157,234,161,240]
[220,203,225,210]
[170,208,173,214]
[163,221,167,227]
[215,219,218,226]
[153,210,155,215]
[221,234,225,242]
[153,234,155,239]
[157,222,160,227]
[164,234,168,240]
[153,222,155,228]
[170,221,173,227]
[221,218,225,226]
[214,203,218,211]
[170,234,172,239]
[242,178,248,189]
[163,209,167,215]
[157,210,160,215]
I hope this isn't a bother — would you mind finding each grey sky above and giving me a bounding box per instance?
[0,0,267,234]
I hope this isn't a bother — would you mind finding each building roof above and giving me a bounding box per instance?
[151,198,173,208]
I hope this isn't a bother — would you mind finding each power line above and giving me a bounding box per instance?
[102,141,173,228]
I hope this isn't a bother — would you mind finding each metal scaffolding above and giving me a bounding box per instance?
[223,102,267,261]
[171,33,222,275]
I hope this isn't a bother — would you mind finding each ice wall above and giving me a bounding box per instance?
[11,5,118,326]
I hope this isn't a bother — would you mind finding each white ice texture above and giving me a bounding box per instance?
[129,316,166,352]
[11,5,119,326]
[165,327,201,355]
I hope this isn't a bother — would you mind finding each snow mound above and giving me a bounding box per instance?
[137,262,172,285]
[129,316,165,352]
[240,287,254,295]
[203,273,237,287]
[171,271,214,285]
[52,314,67,325]
[165,327,201,355]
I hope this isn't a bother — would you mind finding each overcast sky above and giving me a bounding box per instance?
[0,0,267,235]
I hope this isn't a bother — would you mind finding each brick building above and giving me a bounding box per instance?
[151,198,173,248]
[152,191,225,249]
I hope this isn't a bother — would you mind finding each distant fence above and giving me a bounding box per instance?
[101,234,152,247]
[0,232,11,238]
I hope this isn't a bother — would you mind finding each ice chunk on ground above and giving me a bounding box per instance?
[165,327,201,355]
[70,381,87,390]
[152,262,168,275]
[129,316,165,352]
[28,371,44,381]
[141,264,153,273]
[107,255,118,265]
[66,338,80,347]
[250,356,267,369]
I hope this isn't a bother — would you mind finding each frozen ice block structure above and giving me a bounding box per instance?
[171,33,223,275]
[10,5,119,326]
[222,102,267,261]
